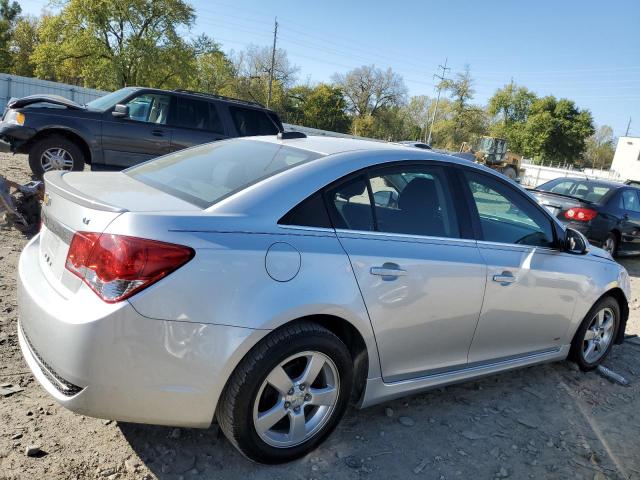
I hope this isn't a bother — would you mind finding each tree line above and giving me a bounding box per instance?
[0,0,616,168]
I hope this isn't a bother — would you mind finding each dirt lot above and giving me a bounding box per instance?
[2,152,640,480]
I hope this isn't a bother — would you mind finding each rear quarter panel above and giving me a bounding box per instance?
[108,214,382,380]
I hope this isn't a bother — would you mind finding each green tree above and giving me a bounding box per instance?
[402,95,432,141]
[436,68,487,148]
[32,0,196,90]
[583,125,615,169]
[229,44,298,110]
[521,96,595,163]
[0,0,21,71]
[9,15,38,77]
[487,82,536,153]
[286,83,350,132]
[188,34,235,95]
[332,65,407,117]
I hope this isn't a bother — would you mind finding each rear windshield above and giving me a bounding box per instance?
[536,178,613,203]
[126,139,323,208]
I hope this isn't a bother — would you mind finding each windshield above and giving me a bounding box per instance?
[85,87,138,111]
[126,139,324,208]
[536,178,613,203]
[477,137,494,153]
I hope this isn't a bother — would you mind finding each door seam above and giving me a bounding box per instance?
[332,232,385,380]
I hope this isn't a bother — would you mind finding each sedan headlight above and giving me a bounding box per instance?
[4,109,25,126]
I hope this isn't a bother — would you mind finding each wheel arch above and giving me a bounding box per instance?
[573,288,629,346]
[296,314,369,404]
[220,314,371,414]
[603,287,629,344]
[26,128,92,165]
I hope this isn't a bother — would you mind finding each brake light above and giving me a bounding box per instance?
[564,208,597,222]
[65,232,194,303]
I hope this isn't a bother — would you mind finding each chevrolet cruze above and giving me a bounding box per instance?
[18,134,630,463]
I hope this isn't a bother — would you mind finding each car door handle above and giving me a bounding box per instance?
[493,271,516,285]
[151,129,164,137]
[370,264,407,278]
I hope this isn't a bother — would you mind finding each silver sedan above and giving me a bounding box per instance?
[18,135,630,463]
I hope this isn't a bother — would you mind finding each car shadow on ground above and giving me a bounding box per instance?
[119,346,640,480]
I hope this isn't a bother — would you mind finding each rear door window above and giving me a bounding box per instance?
[175,97,224,134]
[620,190,640,213]
[229,107,279,136]
[368,166,460,238]
[323,165,460,238]
[326,176,374,231]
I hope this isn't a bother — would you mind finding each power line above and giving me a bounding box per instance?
[427,59,450,145]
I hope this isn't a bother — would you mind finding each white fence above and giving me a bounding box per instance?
[0,73,107,110]
[521,161,622,188]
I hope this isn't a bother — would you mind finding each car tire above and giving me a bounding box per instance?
[28,135,85,177]
[602,232,618,257]
[569,296,620,371]
[217,321,353,464]
[502,166,517,180]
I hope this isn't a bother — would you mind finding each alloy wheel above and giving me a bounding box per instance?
[40,147,74,171]
[583,307,615,363]
[252,351,340,448]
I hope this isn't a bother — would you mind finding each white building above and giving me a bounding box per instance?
[611,136,640,181]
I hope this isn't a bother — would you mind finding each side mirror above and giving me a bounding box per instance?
[112,104,129,118]
[564,228,588,255]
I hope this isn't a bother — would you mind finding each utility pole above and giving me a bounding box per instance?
[625,117,632,137]
[267,17,278,109]
[426,58,450,145]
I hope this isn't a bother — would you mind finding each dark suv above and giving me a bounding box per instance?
[0,87,283,176]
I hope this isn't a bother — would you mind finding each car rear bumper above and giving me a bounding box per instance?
[18,235,261,428]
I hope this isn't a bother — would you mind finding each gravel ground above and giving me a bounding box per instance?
[2,152,640,480]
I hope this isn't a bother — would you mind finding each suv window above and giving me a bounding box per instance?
[620,189,640,212]
[229,106,279,136]
[465,170,555,247]
[125,93,171,124]
[175,97,224,133]
[368,166,459,238]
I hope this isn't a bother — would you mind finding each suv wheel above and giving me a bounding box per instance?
[29,135,85,177]
[217,322,353,463]
[570,296,620,371]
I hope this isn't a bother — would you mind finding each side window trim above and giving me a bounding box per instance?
[457,166,560,249]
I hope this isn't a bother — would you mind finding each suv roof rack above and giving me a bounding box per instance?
[173,89,265,108]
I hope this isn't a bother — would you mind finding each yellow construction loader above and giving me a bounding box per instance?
[456,136,524,180]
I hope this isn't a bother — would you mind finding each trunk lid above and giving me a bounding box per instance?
[39,171,200,295]
[528,189,592,220]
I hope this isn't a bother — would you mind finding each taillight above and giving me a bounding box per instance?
[564,208,597,221]
[65,232,194,303]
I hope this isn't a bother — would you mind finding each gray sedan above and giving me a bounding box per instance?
[18,135,630,463]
